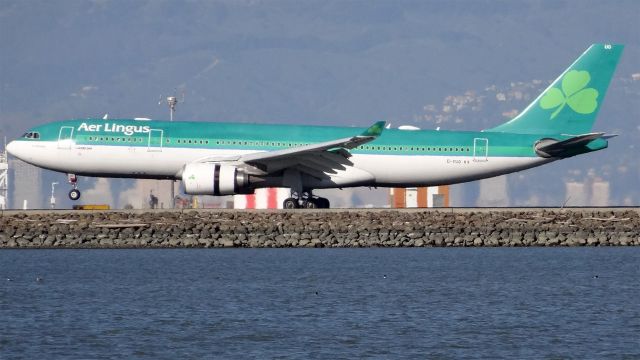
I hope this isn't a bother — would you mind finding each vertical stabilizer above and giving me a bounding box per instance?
[487,44,623,134]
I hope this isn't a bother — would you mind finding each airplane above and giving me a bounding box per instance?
[6,44,623,209]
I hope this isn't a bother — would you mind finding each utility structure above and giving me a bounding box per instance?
[0,138,8,210]
[159,91,185,208]
[50,182,59,209]
[159,91,184,122]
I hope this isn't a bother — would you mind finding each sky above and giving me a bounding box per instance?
[0,0,638,208]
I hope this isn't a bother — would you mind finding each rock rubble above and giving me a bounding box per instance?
[0,209,638,248]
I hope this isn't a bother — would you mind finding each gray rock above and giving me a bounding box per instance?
[220,239,235,247]
[182,238,199,247]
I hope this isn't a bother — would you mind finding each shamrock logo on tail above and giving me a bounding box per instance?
[539,70,599,119]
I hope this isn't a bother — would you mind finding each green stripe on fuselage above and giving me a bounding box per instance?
[25,118,559,157]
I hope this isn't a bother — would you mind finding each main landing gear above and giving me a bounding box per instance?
[67,174,81,201]
[283,191,330,209]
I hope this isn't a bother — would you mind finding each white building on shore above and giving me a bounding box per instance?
[9,159,42,209]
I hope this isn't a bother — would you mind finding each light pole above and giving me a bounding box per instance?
[50,182,58,209]
[159,92,184,209]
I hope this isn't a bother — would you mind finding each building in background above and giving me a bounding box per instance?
[0,149,7,209]
[234,188,290,209]
[591,179,610,206]
[565,181,588,206]
[9,159,42,209]
[118,179,175,209]
[476,176,509,207]
[564,177,610,206]
[390,186,449,208]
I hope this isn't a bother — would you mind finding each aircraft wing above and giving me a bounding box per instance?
[193,121,386,177]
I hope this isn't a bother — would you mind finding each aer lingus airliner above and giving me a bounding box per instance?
[7,44,623,208]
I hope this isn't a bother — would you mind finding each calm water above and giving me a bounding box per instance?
[0,248,638,359]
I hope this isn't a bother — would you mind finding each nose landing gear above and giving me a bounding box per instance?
[67,174,81,201]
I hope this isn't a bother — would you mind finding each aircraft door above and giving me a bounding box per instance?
[473,138,488,161]
[148,129,163,152]
[57,126,74,149]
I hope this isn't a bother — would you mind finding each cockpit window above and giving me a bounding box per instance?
[21,132,40,139]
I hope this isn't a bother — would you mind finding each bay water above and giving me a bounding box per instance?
[1,248,639,359]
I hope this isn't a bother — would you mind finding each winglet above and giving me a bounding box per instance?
[360,121,386,137]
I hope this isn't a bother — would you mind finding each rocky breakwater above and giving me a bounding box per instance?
[0,209,639,248]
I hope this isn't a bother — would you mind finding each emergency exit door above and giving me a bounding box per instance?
[473,138,488,161]
[57,126,74,149]
[147,129,163,152]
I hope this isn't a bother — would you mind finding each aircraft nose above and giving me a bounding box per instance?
[6,141,16,156]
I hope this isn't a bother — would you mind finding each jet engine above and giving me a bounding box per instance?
[182,163,251,195]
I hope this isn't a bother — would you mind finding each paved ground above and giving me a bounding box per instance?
[1,207,638,216]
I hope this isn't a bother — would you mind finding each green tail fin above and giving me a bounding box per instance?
[487,44,624,134]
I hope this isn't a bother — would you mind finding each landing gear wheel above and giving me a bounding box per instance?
[317,197,330,209]
[69,189,81,201]
[303,199,318,209]
[283,198,299,209]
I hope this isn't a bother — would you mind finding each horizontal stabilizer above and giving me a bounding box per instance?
[535,132,610,158]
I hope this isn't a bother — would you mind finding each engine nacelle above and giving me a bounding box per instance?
[182,163,250,195]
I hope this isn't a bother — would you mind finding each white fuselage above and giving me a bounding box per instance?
[7,139,552,188]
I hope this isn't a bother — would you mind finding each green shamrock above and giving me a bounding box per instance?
[539,70,599,119]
